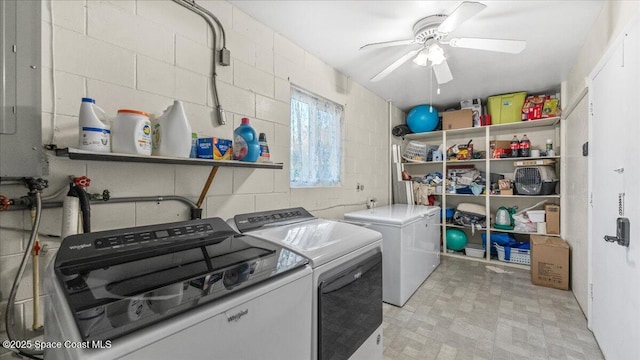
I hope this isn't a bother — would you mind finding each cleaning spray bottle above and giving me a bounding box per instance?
[233,117,260,162]
[78,97,110,152]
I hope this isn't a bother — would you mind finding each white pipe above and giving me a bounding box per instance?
[61,195,80,239]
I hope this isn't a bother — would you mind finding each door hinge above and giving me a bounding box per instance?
[589,192,593,208]
[589,101,594,116]
[12,44,17,53]
[590,283,593,300]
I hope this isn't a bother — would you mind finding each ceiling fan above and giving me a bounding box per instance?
[361,1,526,85]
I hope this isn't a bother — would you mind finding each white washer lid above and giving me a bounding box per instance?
[344,204,440,225]
[246,219,382,268]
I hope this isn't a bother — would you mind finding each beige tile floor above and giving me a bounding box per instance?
[382,256,603,360]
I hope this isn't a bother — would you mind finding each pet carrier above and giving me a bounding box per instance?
[514,165,558,195]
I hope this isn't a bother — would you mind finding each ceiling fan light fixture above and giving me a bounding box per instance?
[412,49,429,66]
[427,44,445,65]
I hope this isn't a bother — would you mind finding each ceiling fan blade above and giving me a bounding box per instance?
[432,59,453,84]
[448,38,526,53]
[438,1,487,34]
[371,49,420,82]
[360,39,415,51]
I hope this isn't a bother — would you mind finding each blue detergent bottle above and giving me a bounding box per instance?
[233,117,260,162]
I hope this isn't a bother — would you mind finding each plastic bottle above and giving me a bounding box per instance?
[233,118,260,162]
[78,97,110,152]
[510,135,519,158]
[258,133,271,163]
[190,133,198,158]
[519,134,531,157]
[151,100,193,158]
[111,109,152,155]
[546,138,553,153]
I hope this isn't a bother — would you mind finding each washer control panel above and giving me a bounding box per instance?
[234,207,314,232]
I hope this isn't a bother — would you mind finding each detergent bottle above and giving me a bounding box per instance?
[152,100,192,158]
[111,109,152,155]
[233,118,260,162]
[78,97,110,152]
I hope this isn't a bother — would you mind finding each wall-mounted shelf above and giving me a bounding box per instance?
[55,147,284,215]
[56,148,283,169]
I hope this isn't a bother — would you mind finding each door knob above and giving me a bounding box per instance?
[604,217,630,247]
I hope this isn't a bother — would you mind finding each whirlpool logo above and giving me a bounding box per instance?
[69,243,92,250]
[354,270,362,279]
[227,309,248,323]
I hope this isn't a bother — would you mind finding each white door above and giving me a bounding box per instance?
[589,14,640,359]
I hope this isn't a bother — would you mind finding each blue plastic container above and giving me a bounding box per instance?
[233,117,260,162]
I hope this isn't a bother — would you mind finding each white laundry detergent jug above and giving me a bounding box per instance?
[78,97,110,152]
[111,109,152,156]
[152,100,192,158]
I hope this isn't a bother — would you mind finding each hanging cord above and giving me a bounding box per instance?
[3,192,45,360]
[172,0,227,125]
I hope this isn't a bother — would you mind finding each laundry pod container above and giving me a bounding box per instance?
[111,109,152,156]
[344,204,440,307]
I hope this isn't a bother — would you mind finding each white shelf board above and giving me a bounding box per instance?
[56,147,284,169]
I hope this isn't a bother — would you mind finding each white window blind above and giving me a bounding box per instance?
[290,87,342,187]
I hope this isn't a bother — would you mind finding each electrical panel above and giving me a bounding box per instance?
[0,0,48,178]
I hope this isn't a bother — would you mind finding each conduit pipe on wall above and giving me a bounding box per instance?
[172,0,228,126]
[4,195,198,213]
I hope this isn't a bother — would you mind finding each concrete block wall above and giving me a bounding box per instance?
[0,0,401,353]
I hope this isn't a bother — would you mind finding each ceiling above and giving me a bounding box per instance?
[229,0,605,112]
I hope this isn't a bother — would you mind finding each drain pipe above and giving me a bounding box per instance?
[172,0,228,126]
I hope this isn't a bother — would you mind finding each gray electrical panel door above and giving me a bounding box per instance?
[0,0,47,178]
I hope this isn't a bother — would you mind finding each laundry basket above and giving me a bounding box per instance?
[494,244,530,265]
[402,141,428,162]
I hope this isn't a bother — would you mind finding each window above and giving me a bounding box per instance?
[290,87,342,187]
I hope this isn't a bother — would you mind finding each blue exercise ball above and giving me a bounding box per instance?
[406,105,439,133]
[446,228,468,251]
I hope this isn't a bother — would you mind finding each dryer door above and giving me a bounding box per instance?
[317,250,382,360]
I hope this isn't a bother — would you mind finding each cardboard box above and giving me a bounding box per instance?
[513,159,556,166]
[500,188,513,195]
[530,235,569,290]
[442,109,473,130]
[545,204,560,234]
[490,140,512,159]
[460,98,482,127]
[456,144,473,160]
[197,137,232,160]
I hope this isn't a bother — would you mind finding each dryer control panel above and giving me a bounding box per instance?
[234,207,314,232]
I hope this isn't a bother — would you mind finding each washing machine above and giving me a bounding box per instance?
[45,217,313,360]
[344,204,440,307]
[232,207,384,360]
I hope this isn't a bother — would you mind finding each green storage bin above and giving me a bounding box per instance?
[487,92,527,124]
